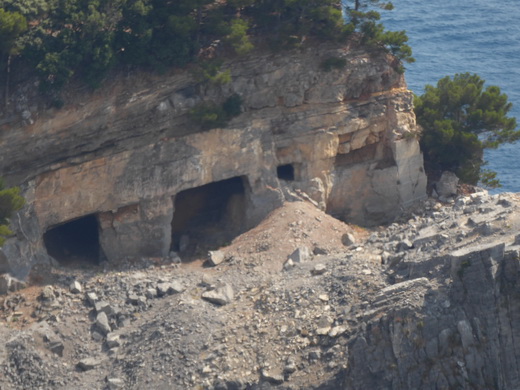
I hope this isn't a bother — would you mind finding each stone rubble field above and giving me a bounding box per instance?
[2,191,520,389]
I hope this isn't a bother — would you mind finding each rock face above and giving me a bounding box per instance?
[342,192,520,390]
[0,42,426,274]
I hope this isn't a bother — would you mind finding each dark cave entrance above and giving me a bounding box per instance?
[43,214,101,266]
[171,176,248,254]
[277,164,295,181]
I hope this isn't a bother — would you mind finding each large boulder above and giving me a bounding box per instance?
[435,171,459,199]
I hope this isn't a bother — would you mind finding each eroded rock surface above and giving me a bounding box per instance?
[0,42,425,276]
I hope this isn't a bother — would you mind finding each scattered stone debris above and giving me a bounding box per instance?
[106,377,125,389]
[261,368,285,384]
[156,280,185,296]
[0,274,27,295]
[69,280,82,294]
[202,283,234,306]
[77,357,103,372]
[311,263,327,275]
[95,312,111,336]
[1,193,520,389]
[288,246,311,263]
[208,250,226,266]
[341,232,356,246]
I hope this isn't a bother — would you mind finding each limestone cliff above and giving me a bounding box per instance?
[0,42,426,276]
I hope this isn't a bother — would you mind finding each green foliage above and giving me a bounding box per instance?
[19,0,123,89]
[306,2,350,41]
[480,169,501,189]
[116,0,208,72]
[3,0,412,93]
[222,93,243,117]
[361,21,413,64]
[0,178,25,246]
[225,19,254,56]
[113,0,152,66]
[0,8,27,57]
[36,51,75,91]
[415,73,520,185]
[378,30,414,64]
[0,7,27,108]
[344,1,414,65]
[190,94,243,130]
[191,60,231,86]
[350,0,394,12]
[190,102,228,130]
[321,56,347,72]
[263,0,352,46]
[0,0,54,18]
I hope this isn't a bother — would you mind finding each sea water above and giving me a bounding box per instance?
[380,0,520,193]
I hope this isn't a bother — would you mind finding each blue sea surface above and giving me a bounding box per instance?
[380,0,520,193]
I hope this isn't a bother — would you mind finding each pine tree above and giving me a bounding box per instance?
[415,73,520,186]
[0,7,27,105]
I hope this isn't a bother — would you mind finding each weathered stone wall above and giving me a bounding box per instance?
[0,42,426,275]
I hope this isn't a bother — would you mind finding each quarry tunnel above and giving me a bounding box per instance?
[277,164,295,181]
[43,214,102,266]
[171,176,248,253]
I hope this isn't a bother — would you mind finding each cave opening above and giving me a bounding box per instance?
[277,164,295,181]
[43,214,101,266]
[171,176,248,255]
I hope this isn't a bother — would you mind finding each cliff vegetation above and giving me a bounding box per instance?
[0,178,24,246]
[415,73,520,188]
[0,0,413,102]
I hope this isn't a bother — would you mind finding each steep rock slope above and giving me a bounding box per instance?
[343,193,520,389]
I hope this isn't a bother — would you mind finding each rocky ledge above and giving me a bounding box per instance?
[1,190,520,389]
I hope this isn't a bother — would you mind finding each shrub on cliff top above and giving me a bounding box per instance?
[415,73,520,187]
[2,0,412,99]
[344,1,414,65]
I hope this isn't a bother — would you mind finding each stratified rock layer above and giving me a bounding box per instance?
[0,42,426,274]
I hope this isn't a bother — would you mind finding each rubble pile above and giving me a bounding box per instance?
[1,191,520,389]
